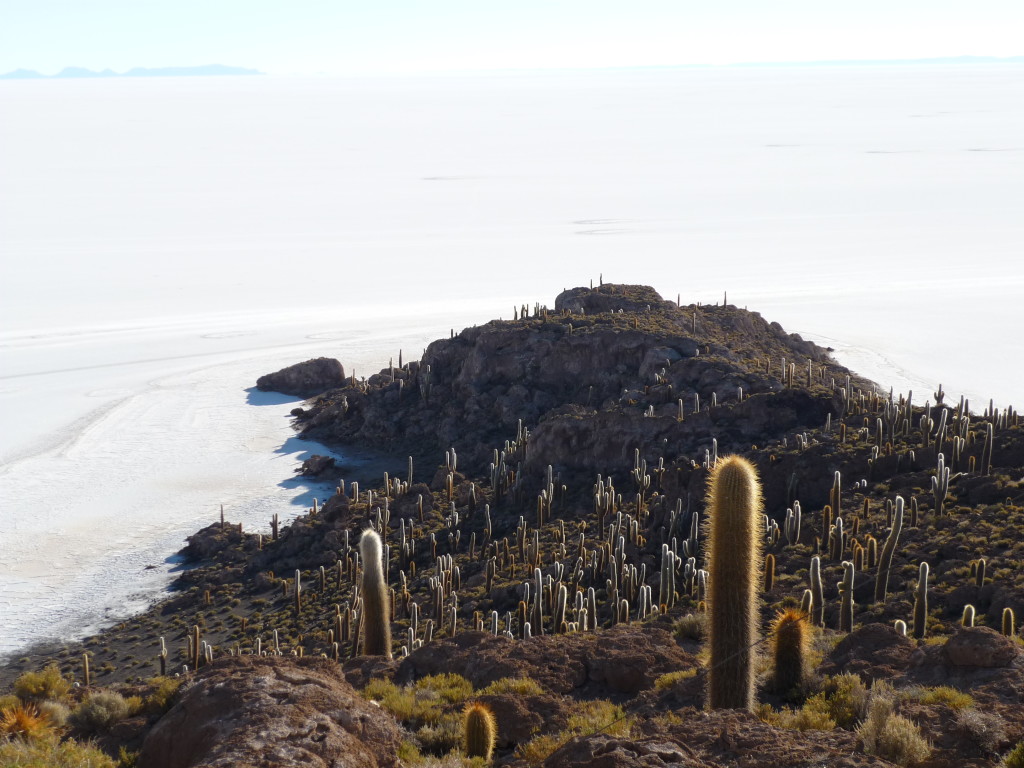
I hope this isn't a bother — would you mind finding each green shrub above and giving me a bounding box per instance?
[1001,741,1024,768]
[363,674,472,731]
[857,695,930,766]
[905,685,974,710]
[415,713,463,755]
[414,674,473,706]
[69,691,131,733]
[673,613,706,642]
[755,701,836,731]
[0,734,117,768]
[143,677,183,715]
[12,665,71,704]
[36,701,70,729]
[478,677,544,696]
[815,673,869,729]
[654,668,698,691]
[516,699,631,767]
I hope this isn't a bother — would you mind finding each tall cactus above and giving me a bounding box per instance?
[360,529,392,658]
[913,562,929,639]
[838,561,855,633]
[705,455,763,710]
[874,496,904,604]
[810,556,825,627]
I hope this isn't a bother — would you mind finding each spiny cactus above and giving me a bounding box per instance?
[1003,607,1016,637]
[913,562,929,639]
[705,455,763,710]
[463,701,497,761]
[359,529,392,658]
[962,604,976,627]
[770,608,809,695]
[874,496,904,604]
[895,619,908,636]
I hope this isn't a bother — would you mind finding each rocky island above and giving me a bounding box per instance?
[2,283,1022,767]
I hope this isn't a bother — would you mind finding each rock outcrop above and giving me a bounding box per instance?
[138,656,401,768]
[294,284,870,486]
[257,357,346,398]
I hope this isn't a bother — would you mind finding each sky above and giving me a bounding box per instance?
[1,0,1023,76]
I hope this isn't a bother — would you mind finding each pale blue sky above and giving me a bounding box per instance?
[2,0,1022,75]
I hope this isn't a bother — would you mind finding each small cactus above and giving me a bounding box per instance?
[1003,607,1016,637]
[770,608,809,695]
[463,701,497,761]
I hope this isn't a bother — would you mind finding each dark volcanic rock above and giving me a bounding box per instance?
[139,656,401,768]
[943,626,1020,668]
[297,454,336,477]
[257,357,346,398]
[820,622,915,681]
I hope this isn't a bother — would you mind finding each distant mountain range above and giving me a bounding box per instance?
[0,64,263,80]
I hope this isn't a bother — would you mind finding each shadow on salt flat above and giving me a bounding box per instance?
[274,435,345,508]
[245,386,303,407]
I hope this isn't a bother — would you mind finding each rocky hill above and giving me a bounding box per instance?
[1,283,1022,768]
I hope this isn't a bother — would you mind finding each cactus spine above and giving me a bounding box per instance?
[705,455,763,710]
[874,496,904,604]
[913,562,929,639]
[463,701,497,761]
[359,529,392,658]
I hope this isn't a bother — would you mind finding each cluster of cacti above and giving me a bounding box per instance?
[133,291,1021,766]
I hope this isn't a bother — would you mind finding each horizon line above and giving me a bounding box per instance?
[4,54,1023,80]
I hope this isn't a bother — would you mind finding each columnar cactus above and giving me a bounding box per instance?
[962,604,976,627]
[874,496,904,604]
[1003,608,1016,637]
[913,562,929,639]
[360,529,392,658]
[838,561,855,633]
[705,455,763,710]
[810,556,825,627]
[770,608,809,694]
[463,701,497,761]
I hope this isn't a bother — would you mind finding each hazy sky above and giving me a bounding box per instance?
[2,0,1022,75]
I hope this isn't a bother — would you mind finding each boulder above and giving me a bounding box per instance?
[138,656,401,768]
[820,622,915,680]
[257,357,346,398]
[943,626,1020,668]
[297,454,336,477]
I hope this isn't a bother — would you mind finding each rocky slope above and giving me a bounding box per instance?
[2,283,1022,768]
